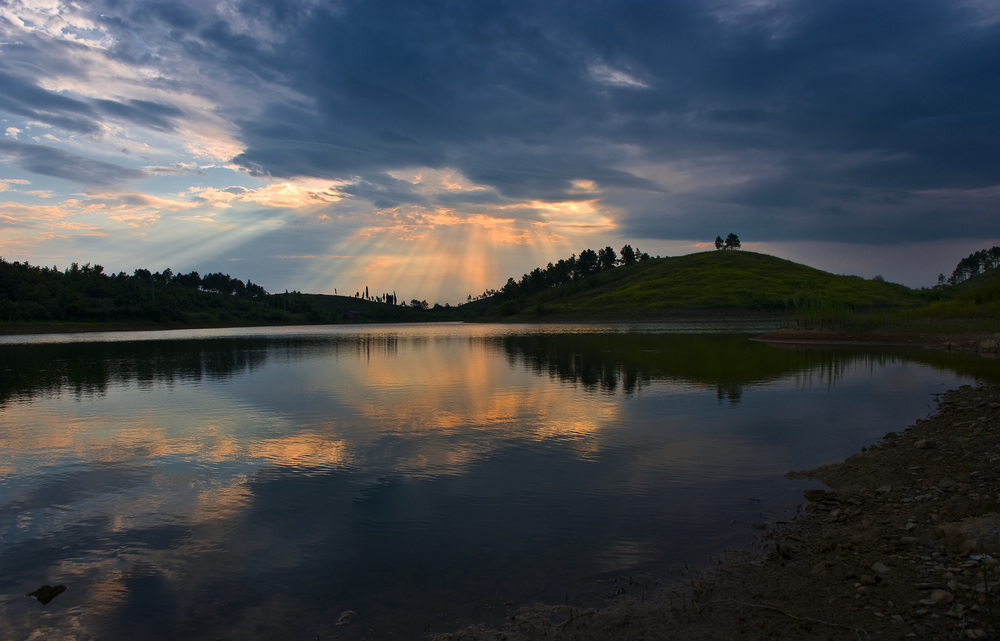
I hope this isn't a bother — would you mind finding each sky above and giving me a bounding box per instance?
[1,0,998,304]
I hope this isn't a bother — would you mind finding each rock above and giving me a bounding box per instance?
[803,489,828,502]
[336,610,356,626]
[871,562,891,575]
[27,584,66,605]
[810,561,831,574]
[914,439,935,449]
[918,589,954,606]
[935,516,1000,555]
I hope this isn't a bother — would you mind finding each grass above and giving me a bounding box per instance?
[462,249,1000,338]
[469,251,931,322]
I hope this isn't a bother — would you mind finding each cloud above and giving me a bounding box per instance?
[0,140,147,186]
[93,98,184,132]
[202,0,998,242]
[0,69,101,134]
[2,0,1000,297]
[587,63,649,89]
[190,179,343,209]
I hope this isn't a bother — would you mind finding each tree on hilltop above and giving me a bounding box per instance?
[714,234,741,250]
[598,246,618,271]
[576,248,599,278]
[620,244,637,266]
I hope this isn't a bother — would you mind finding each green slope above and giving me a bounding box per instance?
[467,251,926,321]
[899,266,1000,332]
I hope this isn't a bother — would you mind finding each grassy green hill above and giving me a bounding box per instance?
[4,250,995,334]
[897,266,1000,333]
[463,250,931,323]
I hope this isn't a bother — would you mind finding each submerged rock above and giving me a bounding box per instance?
[27,584,66,605]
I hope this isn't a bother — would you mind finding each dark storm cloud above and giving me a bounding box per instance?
[208,0,1000,243]
[336,174,432,210]
[0,140,147,186]
[6,0,999,243]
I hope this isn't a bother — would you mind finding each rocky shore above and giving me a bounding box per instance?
[435,383,1000,640]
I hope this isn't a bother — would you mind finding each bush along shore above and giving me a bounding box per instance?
[435,383,1000,641]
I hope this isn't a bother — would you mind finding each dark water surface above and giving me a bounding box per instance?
[0,323,995,639]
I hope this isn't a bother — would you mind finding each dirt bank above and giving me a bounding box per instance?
[435,383,1000,640]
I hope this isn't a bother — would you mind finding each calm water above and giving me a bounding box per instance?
[0,322,995,639]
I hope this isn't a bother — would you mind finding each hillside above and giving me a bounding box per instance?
[463,251,930,322]
[3,250,995,333]
[895,265,1000,333]
[0,259,449,333]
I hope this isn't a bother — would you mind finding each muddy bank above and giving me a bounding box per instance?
[435,383,1000,640]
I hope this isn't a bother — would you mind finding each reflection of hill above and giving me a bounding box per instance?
[0,335,401,406]
[0,338,271,405]
[2,330,995,407]
[492,332,998,398]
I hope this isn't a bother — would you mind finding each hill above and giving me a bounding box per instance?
[896,264,1000,333]
[3,250,995,334]
[0,259,450,333]
[461,250,929,322]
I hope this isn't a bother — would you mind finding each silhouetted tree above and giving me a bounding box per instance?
[724,233,741,250]
[620,244,637,266]
[576,249,599,278]
[598,246,617,271]
[172,271,201,289]
[715,236,724,250]
[948,246,1000,284]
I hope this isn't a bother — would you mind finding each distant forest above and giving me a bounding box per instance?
[943,246,1000,285]
[471,243,652,302]
[1,241,995,328]
[0,259,420,326]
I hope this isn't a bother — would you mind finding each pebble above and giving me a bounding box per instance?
[871,562,891,575]
[918,589,953,606]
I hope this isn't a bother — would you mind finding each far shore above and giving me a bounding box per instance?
[4,319,998,358]
[753,326,1000,355]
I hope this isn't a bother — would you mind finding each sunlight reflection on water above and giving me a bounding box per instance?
[0,323,992,639]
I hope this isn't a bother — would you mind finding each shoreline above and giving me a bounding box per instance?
[435,383,1000,640]
[754,327,1000,356]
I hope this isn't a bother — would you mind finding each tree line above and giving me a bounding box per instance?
[0,258,430,326]
[0,258,277,323]
[941,246,1000,285]
[477,244,652,302]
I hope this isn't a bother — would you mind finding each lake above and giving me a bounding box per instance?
[0,322,995,639]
